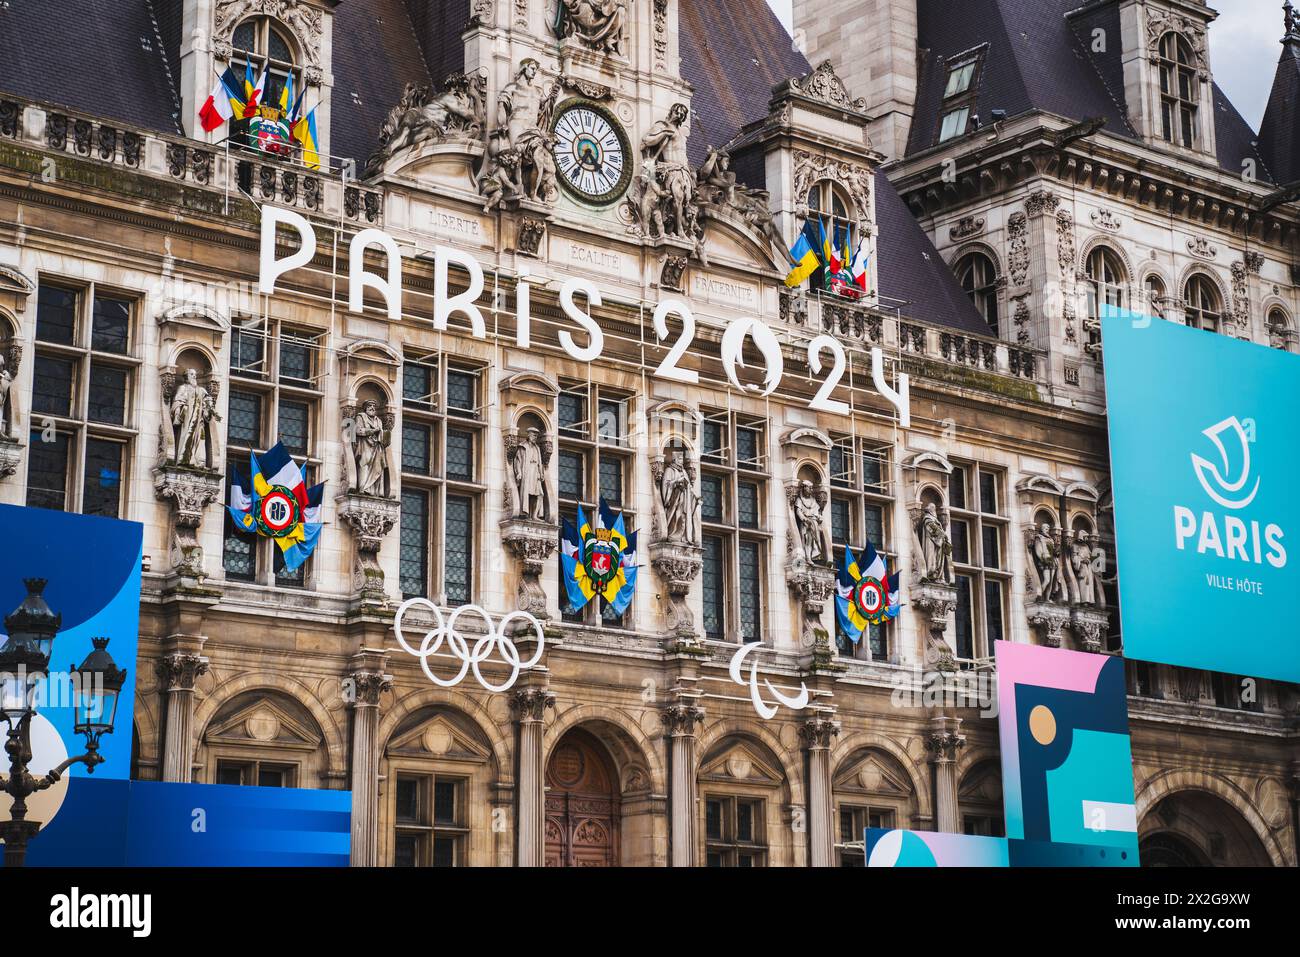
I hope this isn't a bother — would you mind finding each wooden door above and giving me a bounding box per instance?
[544,730,619,867]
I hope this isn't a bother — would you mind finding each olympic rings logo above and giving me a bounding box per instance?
[393,599,545,694]
[728,641,810,720]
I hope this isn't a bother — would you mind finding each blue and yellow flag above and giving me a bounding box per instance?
[835,539,902,643]
[560,501,638,615]
[784,219,823,288]
[292,104,321,170]
[228,441,325,573]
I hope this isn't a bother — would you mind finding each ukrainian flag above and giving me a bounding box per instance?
[598,499,638,615]
[784,220,823,288]
[293,104,321,170]
[836,546,869,643]
[560,507,599,612]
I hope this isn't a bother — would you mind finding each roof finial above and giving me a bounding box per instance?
[1286,1,1299,40]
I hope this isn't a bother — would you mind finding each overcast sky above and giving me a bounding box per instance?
[765,0,1287,129]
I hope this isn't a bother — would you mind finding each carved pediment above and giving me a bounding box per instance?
[833,752,912,795]
[1016,473,1066,496]
[782,61,869,115]
[0,265,34,298]
[780,427,833,452]
[206,698,322,752]
[699,744,783,785]
[158,302,230,334]
[386,714,490,762]
[903,451,953,475]
[1064,480,1100,503]
[958,766,1003,803]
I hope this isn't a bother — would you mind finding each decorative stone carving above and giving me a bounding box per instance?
[1145,10,1208,79]
[800,712,841,750]
[157,651,210,694]
[949,216,985,241]
[649,542,704,648]
[660,254,688,292]
[1186,236,1218,259]
[1229,260,1251,331]
[554,0,627,56]
[1071,606,1109,654]
[0,341,21,443]
[337,494,400,604]
[1026,189,1059,217]
[511,686,557,723]
[1090,208,1122,232]
[1012,294,1031,344]
[161,367,222,470]
[1026,601,1070,648]
[786,61,869,113]
[652,447,699,547]
[1056,211,1078,342]
[154,467,223,582]
[787,562,838,666]
[365,72,488,176]
[501,519,558,621]
[214,1,325,83]
[653,0,669,68]
[342,398,394,498]
[1026,523,1068,603]
[468,0,495,27]
[516,216,547,257]
[792,151,874,230]
[633,104,699,245]
[482,59,561,212]
[1064,529,1106,609]
[1007,212,1029,286]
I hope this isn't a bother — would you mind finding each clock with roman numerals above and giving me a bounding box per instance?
[551,102,633,206]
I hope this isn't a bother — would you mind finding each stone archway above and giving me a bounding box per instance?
[545,727,620,867]
[1139,790,1274,867]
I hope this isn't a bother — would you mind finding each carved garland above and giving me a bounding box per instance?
[213,0,325,84]
[792,151,874,228]
[1007,212,1029,286]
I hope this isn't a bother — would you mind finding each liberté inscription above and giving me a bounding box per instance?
[258,205,910,424]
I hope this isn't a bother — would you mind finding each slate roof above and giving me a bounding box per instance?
[1258,36,1300,186]
[0,0,182,134]
[906,0,1273,184]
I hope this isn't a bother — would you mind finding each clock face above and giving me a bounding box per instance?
[552,103,632,205]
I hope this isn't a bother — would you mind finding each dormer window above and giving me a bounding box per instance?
[939,108,971,142]
[945,62,977,98]
[231,17,300,123]
[1157,33,1199,148]
[938,55,981,143]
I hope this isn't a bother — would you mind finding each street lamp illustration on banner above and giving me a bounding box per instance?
[0,579,125,867]
[228,441,325,573]
[835,539,902,642]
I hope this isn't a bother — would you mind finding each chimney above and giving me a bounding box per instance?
[793,0,918,160]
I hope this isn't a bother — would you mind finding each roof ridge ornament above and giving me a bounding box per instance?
[1286,1,1300,40]
[786,61,868,114]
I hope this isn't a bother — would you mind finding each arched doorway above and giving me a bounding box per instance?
[545,728,619,867]
[1139,791,1273,867]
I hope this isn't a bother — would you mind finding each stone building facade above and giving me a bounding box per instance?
[0,0,1294,867]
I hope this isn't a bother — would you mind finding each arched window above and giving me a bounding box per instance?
[1143,274,1167,319]
[955,252,999,334]
[1086,247,1127,327]
[805,181,854,291]
[1157,33,1199,148]
[1267,307,1294,351]
[1183,274,1222,332]
[230,17,300,137]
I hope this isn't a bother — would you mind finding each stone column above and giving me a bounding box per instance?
[157,634,209,783]
[511,685,555,867]
[801,711,841,867]
[926,714,966,833]
[347,649,392,867]
[662,701,705,867]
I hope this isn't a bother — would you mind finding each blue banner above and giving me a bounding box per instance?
[1101,310,1300,683]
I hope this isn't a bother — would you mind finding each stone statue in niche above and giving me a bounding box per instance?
[638,104,698,241]
[1070,530,1105,607]
[483,59,561,209]
[510,426,552,521]
[0,353,14,440]
[350,399,392,498]
[792,480,830,564]
[168,368,222,470]
[1029,522,1067,602]
[658,448,699,544]
[555,0,627,56]
[917,502,955,584]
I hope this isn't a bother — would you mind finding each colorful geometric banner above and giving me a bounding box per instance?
[865,828,1008,867]
[995,640,1138,866]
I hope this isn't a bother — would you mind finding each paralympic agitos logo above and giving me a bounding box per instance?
[1173,416,1286,568]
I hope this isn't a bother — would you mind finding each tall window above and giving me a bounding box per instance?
[393,772,468,867]
[947,464,1009,661]
[700,411,768,643]
[1157,33,1199,149]
[216,759,295,787]
[399,356,485,605]
[704,795,767,867]
[838,805,896,867]
[556,381,635,627]
[1085,246,1126,350]
[955,252,999,334]
[27,282,138,518]
[222,320,323,586]
[829,437,894,662]
[1183,275,1222,333]
[805,180,854,290]
[230,17,299,124]
[938,56,981,144]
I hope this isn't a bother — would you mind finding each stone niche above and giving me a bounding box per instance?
[779,428,837,669]
[154,305,229,588]
[646,400,704,652]
[0,305,26,479]
[1018,474,1109,653]
[499,372,560,625]
[336,340,402,610]
[902,452,959,671]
